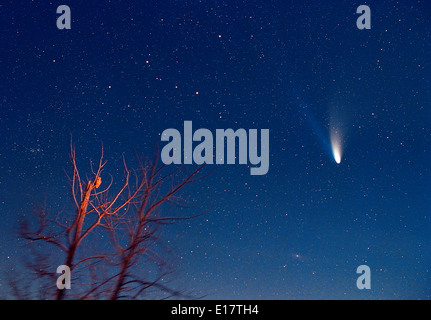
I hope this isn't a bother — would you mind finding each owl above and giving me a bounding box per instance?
[94,177,102,189]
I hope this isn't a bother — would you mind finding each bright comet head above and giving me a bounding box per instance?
[333,145,342,164]
[329,106,346,165]
[330,129,343,164]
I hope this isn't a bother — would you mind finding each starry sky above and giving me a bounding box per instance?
[1,0,431,299]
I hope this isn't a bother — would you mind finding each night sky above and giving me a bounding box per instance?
[1,0,431,299]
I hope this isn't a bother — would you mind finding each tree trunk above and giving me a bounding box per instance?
[56,182,93,300]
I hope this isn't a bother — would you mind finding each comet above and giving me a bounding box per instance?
[288,82,346,164]
[330,128,343,164]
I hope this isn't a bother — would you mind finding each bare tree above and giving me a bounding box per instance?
[14,142,206,300]
[106,161,205,300]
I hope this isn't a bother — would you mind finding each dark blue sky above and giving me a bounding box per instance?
[1,0,431,299]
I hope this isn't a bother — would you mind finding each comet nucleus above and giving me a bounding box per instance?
[330,129,343,164]
[332,144,342,164]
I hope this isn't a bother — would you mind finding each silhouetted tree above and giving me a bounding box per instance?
[12,142,206,300]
